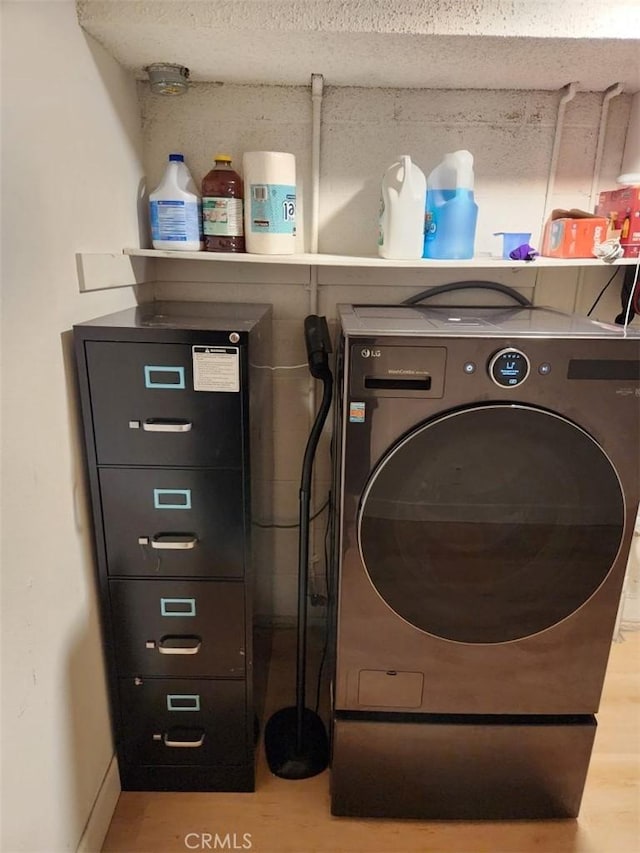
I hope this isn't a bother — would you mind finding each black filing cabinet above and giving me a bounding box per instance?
[74,301,272,791]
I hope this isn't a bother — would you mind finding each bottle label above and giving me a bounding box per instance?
[202,197,244,237]
[424,210,436,241]
[150,200,200,242]
[249,184,296,235]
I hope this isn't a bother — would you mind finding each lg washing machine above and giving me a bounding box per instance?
[330,303,640,819]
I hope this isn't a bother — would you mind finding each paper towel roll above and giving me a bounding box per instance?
[243,152,297,254]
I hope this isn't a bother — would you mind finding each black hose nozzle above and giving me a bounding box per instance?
[304,315,332,379]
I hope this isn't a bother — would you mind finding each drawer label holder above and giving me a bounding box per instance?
[144,365,186,390]
[160,597,196,617]
[153,489,192,510]
[167,694,201,712]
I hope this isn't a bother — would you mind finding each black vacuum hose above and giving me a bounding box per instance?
[296,368,333,751]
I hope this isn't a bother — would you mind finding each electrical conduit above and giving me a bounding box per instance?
[589,82,624,210]
[574,82,624,312]
[618,91,640,185]
[540,82,578,236]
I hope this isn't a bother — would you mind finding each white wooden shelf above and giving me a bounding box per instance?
[123,248,638,270]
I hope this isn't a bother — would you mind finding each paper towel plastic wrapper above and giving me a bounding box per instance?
[243,152,297,254]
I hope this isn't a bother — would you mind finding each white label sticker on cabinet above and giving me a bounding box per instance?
[192,346,239,392]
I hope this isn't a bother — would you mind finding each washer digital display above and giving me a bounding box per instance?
[489,348,530,387]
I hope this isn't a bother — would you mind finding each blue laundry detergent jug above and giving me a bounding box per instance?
[423,150,478,260]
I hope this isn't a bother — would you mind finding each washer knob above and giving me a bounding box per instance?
[488,347,530,388]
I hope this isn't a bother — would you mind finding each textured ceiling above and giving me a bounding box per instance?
[77,0,640,91]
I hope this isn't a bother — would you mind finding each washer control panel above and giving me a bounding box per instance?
[488,347,530,388]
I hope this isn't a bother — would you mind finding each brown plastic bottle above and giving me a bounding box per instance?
[201,154,245,252]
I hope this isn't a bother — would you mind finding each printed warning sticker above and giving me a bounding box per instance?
[192,346,239,392]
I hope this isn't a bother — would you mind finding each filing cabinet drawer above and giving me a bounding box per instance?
[100,468,245,578]
[118,677,248,766]
[110,580,246,677]
[85,341,243,467]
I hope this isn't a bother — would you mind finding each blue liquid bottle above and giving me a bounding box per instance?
[423,150,478,260]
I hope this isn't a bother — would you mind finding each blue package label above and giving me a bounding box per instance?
[150,199,201,242]
[249,184,296,235]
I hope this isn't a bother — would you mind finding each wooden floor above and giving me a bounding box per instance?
[103,629,640,853]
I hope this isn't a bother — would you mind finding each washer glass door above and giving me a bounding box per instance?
[358,405,625,643]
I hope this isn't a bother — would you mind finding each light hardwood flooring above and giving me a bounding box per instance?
[103,629,640,853]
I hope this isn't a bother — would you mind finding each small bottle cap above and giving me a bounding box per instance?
[214,154,232,162]
[169,153,184,161]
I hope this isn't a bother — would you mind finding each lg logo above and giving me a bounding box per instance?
[361,348,381,358]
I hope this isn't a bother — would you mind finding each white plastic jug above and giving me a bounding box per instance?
[149,153,202,251]
[423,150,478,260]
[378,155,426,259]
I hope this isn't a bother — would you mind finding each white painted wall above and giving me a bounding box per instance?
[141,81,632,621]
[0,3,145,850]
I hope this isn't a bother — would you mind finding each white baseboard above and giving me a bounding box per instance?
[76,755,121,853]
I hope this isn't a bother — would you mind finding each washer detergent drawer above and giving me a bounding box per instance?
[110,580,245,677]
[100,468,245,578]
[118,677,248,767]
[85,341,242,467]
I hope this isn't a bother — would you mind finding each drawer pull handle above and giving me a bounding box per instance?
[151,534,198,550]
[142,419,192,433]
[154,730,205,748]
[158,636,201,655]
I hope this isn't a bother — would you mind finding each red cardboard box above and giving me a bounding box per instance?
[541,209,608,259]
[595,186,640,258]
